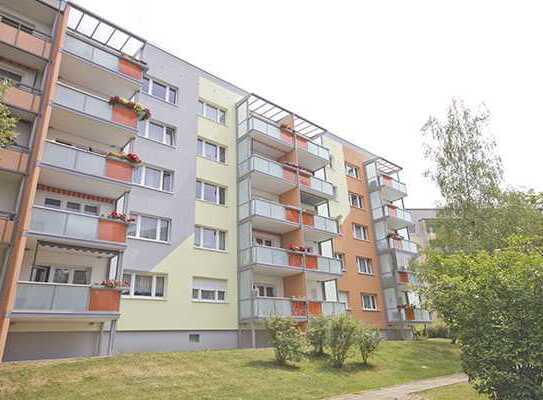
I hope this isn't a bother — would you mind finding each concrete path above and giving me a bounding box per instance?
[327,373,468,400]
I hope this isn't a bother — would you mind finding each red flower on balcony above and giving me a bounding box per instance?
[106,211,135,223]
[126,153,141,163]
[96,279,129,289]
[107,151,143,165]
[109,96,151,121]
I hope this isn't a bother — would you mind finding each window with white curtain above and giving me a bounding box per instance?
[198,100,226,124]
[194,226,226,250]
[127,214,170,242]
[133,165,173,192]
[143,76,177,104]
[123,272,166,298]
[197,138,226,163]
[352,223,369,240]
[356,256,373,274]
[138,119,176,146]
[192,277,226,303]
[195,180,226,205]
[361,294,377,310]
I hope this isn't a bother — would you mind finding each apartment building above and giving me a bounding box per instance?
[408,208,439,249]
[0,0,430,362]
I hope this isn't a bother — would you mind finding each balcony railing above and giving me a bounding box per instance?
[303,213,339,235]
[322,301,347,316]
[0,146,29,174]
[239,199,299,224]
[54,83,138,129]
[29,206,127,244]
[14,282,121,314]
[4,83,42,113]
[240,246,342,274]
[300,174,335,197]
[400,307,432,322]
[63,34,143,80]
[239,116,294,145]
[379,175,407,194]
[372,205,413,222]
[0,15,51,59]
[0,211,15,244]
[42,141,133,183]
[377,237,418,253]
[238,155,297,184]
[296,136,330,161]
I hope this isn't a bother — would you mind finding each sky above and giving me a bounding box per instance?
[75,0,542,208]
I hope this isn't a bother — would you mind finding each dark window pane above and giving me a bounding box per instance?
[159,219,169,241]
[140,216,158,239]
[84,205,98,215]
[203,228,216,249]
[145,167,161,188]
[148,121,164,142]
[203,183,216,202]
[192,288,199,299]
[165,127,175,145]
[204,142,217,160]
[155,276,165,297]
[198,100,204,116]
[217,290,225,301]
[151,81,167,99]
[206,104,218,121]
[73,269,90,285]
[219,147,226,163]
[218,109,226,124]
[45,198,61,208]
[143,77,150,93]
[197,139,203,155]
[218,231,226,250]
[196,181,202,199]
[265,287,274,297]
[201,289,215,300]
[194,226,201,246]
[67,202,81,212]
[168,88,177,104]
[53,268,70,284]
[162,171,172,191]
[218,187,226,205]
[134,275,152,296]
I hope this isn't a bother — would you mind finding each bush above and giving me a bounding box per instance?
[426,323,450,339]
[307,315,330,356]
[264,315,305,365]
[327,314,359,368]
[357,326,382,365]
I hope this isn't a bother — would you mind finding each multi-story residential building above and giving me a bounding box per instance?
[0,0,430,362]
[408,208,439,249]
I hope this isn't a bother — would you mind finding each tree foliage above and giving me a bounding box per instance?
[327,314,359,368]
[357,325,382,365]
[0,80,18,148]
[307,315,329,356]
[418,246,543,400]
[264,315,305,366]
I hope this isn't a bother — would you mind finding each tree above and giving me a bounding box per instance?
[327,314,359,368]
[307,315,329,356]
[357,325,382,365]
[0,80,18,148]
[264,315,305,366]
[418,245,543,400]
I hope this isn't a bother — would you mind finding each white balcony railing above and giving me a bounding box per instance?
[239,199,295,224]
[306,141,330,161]
[322,301,347,316]
[30,206,99,240]
[372,206,413,223]
[253,297,293,318]
[377,237,418,253]
[316,256,342,274]
[311,215,339,234]
[43,141,106,177]
[301,176,335,197]
[238,156,294,183]
[55,83,114,122]
[240,246,290,268]
[14,282,89,312]
[379,175,407,194]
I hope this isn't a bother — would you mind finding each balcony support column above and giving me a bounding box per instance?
[250,321,256,349]
[0,5,70,362]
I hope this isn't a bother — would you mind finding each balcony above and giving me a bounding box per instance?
[401,307,432,323]
[40,141,133,198]
[240,297,307,320]
[238,155,297,195]
[29,206,128,251]
[51,83,137,148]
[3,83,41,114]
[302,212,339,242]
[0,211,14,245]
[240,246,342,276]
[299,174,335,203]
[61,34,143,98]
[0,15,51,68]
[397,270,418,286]
[239,199,299,234]
[238,116,294,152]
[12,282,121,321]
[322,301,347,316]
[296,136,331,172]
[371,175,408,202]
[0,146,29,174]
[372,205,414,230]
[377,237,418,254]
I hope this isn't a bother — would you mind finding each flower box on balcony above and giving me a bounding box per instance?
[88,286,121,312]
[109,96,150,121]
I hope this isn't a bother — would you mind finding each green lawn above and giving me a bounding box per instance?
[419,383,487,400]
[0,339,461,400]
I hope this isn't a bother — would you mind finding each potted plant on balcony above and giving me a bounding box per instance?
[94,279,129,290]
[104,210,135,223]
[106,151,142,165]
[108,96,151,121]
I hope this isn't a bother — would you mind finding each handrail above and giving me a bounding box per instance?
[17,280,91,288]
[0,14,52,41]
[32,205,126,224]
[5,81,42,96]
[44,139,108,159]
[56,81,109,104]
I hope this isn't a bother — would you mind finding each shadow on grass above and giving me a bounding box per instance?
[318,362,378,374]
[245,360,301,371]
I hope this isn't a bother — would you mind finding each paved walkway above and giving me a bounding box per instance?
[327,373,468,400]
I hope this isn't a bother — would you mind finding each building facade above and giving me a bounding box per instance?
[0,0,430,362]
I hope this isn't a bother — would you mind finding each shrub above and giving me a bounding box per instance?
[357,326,382,365]
[264,315,305,365]
[327,314,359,368]
[426,323,450,339]
[307,315,330,356]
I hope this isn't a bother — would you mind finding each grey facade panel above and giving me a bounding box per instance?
[115,330,238,353]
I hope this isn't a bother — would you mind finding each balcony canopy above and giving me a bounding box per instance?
[67,4,146,59]
[367,156,403,175]
[242,94,328,138]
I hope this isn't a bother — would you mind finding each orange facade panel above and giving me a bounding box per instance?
[105,159,133,182]
[0,147,28,174]
[4,87,41,114]
[0,21,51,59]
[111,104,137,128]
[88,288,121,312]
[0,217,14,244]
[97,220,127,243]
[118,58,143,80]
[308,301,322,316]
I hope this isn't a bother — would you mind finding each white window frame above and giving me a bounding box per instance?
[348,192,364,208]
[29,265,92,286]
[356,256,373,275]
[352,223,369,240]
[133,165,174,192]
[195,180,226,205]
[197,138,226,164]
[345,163,360,178]
[338,290,350,310]
[128,214,171,243]
[253,283,276,298]
[198,99,226,125]
[194,225,226,251]
[139,119,176,146]
[192,279,227,303]
[122,272,167,299]
[143,76,177,104]
[43,196,101,216]
[361,294,378,311]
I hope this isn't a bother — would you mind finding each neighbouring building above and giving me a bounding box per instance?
[0,0,430,362]
[407,208,439,249]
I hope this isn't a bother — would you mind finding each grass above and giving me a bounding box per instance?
[418,383,487,400]
[0,339,461,400]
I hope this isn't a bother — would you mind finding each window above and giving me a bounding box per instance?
[44,197,99,215]
[195,180,226,205]
[198,100,226,124]
[30,266,90,285]
[197,138,226,163]
[356,257,373,274]
[334,252,346,271]
[44,198,61,209]
[138,120,176,146]
[30,266,49,282]
[192,277,226,303]
[0,67,22,83]
[353,224,369,240]
[66,201,81,212]
[362,294,378,310]
[194,226,226,250]
[133,165,174,191]
[128,214,170,242]
[345,163,360,178]
[349,192,364,208]
[189,334,200,343]
[339,291,350,310]
[142,76,177,104]
[255,238,273,247]
[123,272,166,298]
[254,283,275,297]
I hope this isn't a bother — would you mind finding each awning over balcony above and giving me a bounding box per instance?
[36,240,119,258]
